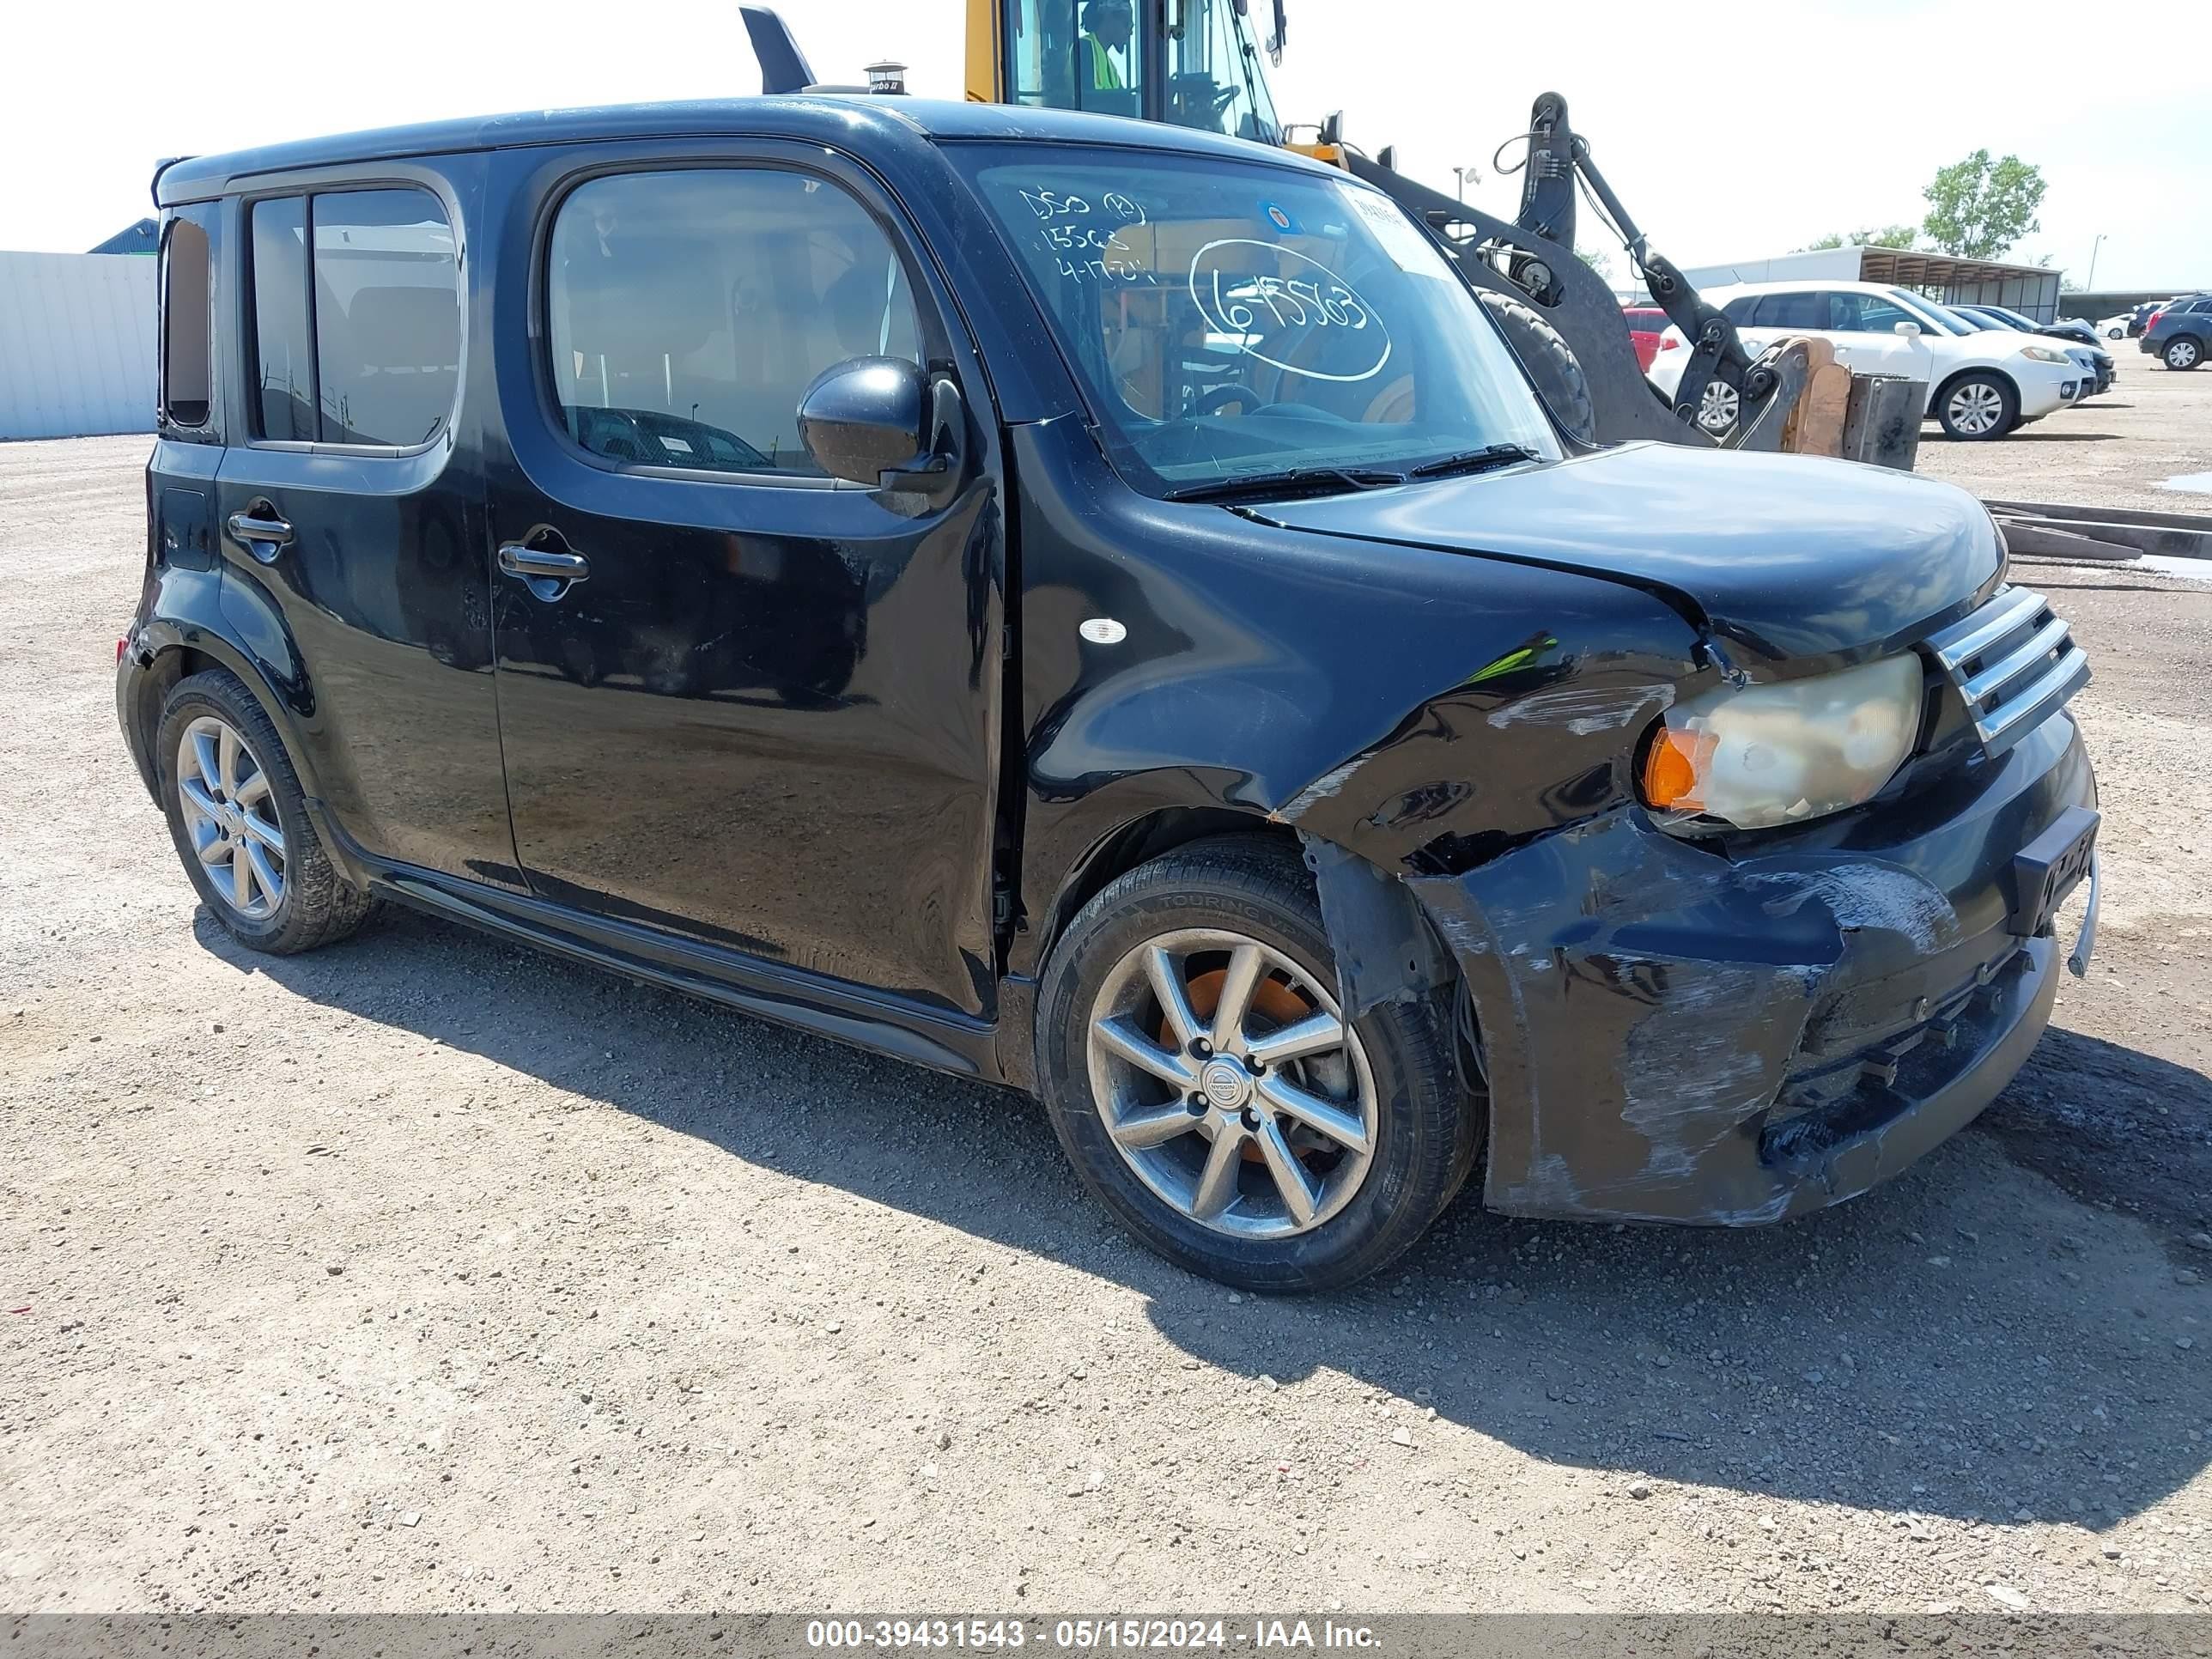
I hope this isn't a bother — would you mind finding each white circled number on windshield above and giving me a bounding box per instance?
[1187,240,1390,384]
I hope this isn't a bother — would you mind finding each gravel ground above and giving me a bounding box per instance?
[1914,346,2212,514]
[3,434,2209,1617]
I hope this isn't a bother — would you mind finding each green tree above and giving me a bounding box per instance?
[1796,225,1919,252]
[1921,150,2045,259]
[1577,244,1614,280]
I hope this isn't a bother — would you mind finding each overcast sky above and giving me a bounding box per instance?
[9,0,2204,295]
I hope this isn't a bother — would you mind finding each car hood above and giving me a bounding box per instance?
[1251,441,2003,665]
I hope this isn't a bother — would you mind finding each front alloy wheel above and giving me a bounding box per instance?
[1036,835,1478,1292]
[177,714,287,920]
[1936,373,2018,441]
[1086,928,1376,1238]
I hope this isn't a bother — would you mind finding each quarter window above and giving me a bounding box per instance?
[246,185,459,446]
[547,168,922,477]
[161,216,212,429]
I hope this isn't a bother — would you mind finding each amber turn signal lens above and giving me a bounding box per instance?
[1642,727,1710,811]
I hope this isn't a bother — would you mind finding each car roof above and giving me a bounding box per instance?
[1695,277,1918,299]
[155,94,1333,204]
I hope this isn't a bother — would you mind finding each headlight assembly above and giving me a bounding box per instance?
[2020,344,2072,364]
[1640,655,1924,831]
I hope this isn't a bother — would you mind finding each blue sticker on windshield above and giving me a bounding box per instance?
[1261,201,1297,234]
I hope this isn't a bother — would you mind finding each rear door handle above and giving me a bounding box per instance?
[226,508,294,562]
[497,541,591,593]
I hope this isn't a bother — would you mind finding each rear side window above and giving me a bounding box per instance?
[546,167,922,477]
[250,199,316,441]
[246,185,459,447]
[314,191,461,446]
[161,216,212,429]
[1752,291,1825,329]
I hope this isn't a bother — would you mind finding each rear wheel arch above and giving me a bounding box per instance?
[2165,334,2203,370]
[131,632,329,832]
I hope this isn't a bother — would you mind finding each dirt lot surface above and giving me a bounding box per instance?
[3,434,2209,1618]
[1916,347,2212,514]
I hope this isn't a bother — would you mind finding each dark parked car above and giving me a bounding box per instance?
[1954,303,2112,364]
[2141,295,2212,370]
[1942,304,2113,398]
[2129,298,2179,338]
[120,97,2100,1291]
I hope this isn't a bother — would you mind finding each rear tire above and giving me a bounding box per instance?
[1936,372,2018,441]
[2165,337,2202,372]
[1036,835,1477,1292]
[155,669,374,955]
[1479,290,1595,444]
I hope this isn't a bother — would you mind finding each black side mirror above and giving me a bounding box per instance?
[798,356,934,487]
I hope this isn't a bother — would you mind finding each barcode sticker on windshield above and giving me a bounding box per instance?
[1344,187,1449,279]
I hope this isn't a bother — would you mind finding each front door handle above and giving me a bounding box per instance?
[226,507,294,563]
[497,541,591,596]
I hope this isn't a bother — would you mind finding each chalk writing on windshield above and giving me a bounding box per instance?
[1018,186,1158,284]
[1187,240,1390,383]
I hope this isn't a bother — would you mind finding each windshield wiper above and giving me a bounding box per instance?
[1405,443,1540,480]
[1163,465,1408,505]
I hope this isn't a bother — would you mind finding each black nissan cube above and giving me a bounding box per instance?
[120,96,2099,1291]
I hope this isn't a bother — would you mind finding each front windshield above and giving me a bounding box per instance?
[952,146,1563,494]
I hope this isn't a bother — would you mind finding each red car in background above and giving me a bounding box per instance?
[1624,306,1677,374]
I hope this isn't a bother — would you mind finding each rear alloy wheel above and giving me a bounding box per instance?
[2166,337,2202,372]
[155,668,374,954]
[1036,836,1478,1292]
[176,714,289,921]
[1936,374,2017,441]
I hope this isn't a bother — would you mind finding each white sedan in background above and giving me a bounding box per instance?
[1648,279,2085,441]
[2096,313,2131,339]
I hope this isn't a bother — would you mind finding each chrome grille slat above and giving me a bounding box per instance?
[1961,612,2072,706]
[1978,645,2090,747]
[1928,586,2044,672]
[1923,584,2089,757]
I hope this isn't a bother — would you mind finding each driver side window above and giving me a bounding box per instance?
[1832,292,1915,333]
[546,167,921,477]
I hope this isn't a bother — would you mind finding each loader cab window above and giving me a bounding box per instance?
[1163,0,1282,143]
[1006,0,1143,120]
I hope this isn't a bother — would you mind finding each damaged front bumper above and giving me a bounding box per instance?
[1406,710,2098,1224]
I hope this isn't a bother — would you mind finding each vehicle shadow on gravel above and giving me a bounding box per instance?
[215,903,2212,1532]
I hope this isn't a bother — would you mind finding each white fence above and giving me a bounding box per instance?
[0,251,157,441]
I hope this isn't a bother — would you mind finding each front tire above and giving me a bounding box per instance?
[1479,290,1595,444]
[1036,836,1476,1292]
[155,669,374,954]
[2165,337,2203,372]
[1936,372,2018,441]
